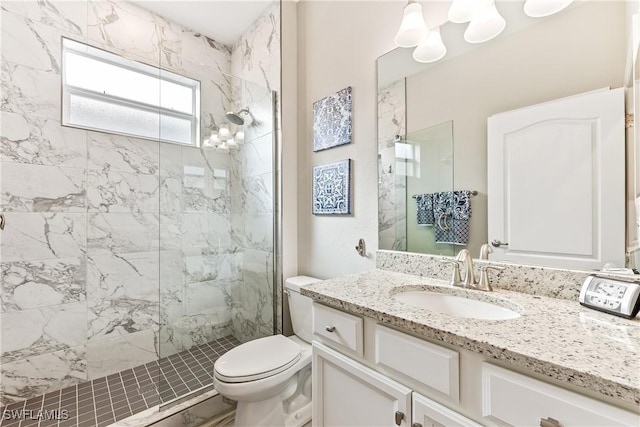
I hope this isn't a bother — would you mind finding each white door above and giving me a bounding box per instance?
[412,392,481,427]
[312,342,412,427]
[487,87,625,270]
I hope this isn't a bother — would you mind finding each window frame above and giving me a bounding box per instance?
[61,37,201,147]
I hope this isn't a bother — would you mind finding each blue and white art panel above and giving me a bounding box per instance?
[312,86,352,152]
[312,159,351,215]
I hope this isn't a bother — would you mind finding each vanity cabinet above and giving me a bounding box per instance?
[313,343,480,427]
[311,302,639,427]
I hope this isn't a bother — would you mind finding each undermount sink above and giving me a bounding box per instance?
[393,291,521,320]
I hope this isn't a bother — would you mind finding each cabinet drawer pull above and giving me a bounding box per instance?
[412,423,423,427]
[325,326,336,332]
[540,417,563,427]
[394,411,404,425]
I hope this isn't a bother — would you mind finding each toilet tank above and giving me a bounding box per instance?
[285,276,320,343]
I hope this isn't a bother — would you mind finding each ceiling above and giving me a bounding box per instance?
[130,0,276,46]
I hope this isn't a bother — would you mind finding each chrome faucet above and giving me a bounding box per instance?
[455,249,476,288]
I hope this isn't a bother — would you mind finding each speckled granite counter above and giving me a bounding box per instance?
[300,269,640,408]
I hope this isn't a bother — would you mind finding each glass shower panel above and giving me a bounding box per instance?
[404,121,455,256]
[158,62,275,405]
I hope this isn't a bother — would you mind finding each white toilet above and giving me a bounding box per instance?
[213,276,320,427]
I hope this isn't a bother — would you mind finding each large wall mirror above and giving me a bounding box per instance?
[378,0,640,270]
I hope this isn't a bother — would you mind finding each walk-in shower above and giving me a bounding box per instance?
[0,0,281,424]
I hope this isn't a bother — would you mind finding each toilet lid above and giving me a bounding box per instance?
[214,335,301,383]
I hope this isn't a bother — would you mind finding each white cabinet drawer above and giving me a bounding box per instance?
[313,303,363,357]
[413,392,481,427]
[374,324,459,403]
[482,364,640,427]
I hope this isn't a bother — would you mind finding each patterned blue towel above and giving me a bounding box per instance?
[414,193,434,226]
[433,191,471,245]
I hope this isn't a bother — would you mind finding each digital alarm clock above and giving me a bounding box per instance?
[579,275,640,319]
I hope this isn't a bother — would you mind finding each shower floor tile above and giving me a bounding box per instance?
[0,336,241,427]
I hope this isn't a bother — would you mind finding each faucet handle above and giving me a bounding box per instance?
[440,259,463,287]
[476,264,505,291]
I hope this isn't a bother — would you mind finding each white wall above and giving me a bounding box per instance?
[296,0,400,278]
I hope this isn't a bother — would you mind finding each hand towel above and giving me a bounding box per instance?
[414,193,434,226]
[433,191,471,245]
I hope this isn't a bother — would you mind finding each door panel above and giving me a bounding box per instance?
[488,88,625,269]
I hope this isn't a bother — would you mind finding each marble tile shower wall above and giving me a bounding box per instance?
[0,0,240,405]
[378,79,407,252]
[227,3,281,342]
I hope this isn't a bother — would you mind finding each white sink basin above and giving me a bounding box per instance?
[393,291,521,320]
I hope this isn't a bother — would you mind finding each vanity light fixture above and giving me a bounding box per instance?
[448,0,481,23]
[464,0,506,44]
[216,141,230,153]
[394,0,429,48]
[234,131,245,144]
[413,27,447,63]
[218,126,232,141]
[227,138,239,150]
[523,0,574,18]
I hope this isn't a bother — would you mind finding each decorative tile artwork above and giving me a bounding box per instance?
[312,159,352,215]
[313,86,353,152]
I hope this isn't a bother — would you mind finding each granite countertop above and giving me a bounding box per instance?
[300,269,640,407]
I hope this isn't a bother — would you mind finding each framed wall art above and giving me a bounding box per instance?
[312,159,352,215]
[312,86,352,152]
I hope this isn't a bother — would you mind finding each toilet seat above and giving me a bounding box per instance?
[214,335,302,383]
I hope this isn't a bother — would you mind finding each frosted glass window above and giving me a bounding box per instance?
[62,38,200,145]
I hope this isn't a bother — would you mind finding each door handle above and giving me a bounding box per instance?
[394,411,405,425]
[491,239,508,247]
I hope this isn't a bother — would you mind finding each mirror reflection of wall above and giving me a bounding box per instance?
[378,1,633,269]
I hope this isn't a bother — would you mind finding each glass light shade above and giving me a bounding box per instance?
[234,131,245,144]
[208,134,221,146]
[218,126,232,141]
[394,2,428,48]
[523,0,574,18]
[413,27,447,63]
[201,138,216,150]
[464,2,505,44]
[227,138,238,150]
[216,141,229,153]
[448,0,488,23]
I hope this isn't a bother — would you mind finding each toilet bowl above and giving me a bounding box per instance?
[212,276,320,427]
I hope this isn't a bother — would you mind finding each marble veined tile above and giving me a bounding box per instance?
[87,132,159,175]
[1,163,86,212]
[1,257,86,312]
[0,111,87,168]
[1,10,66,73]
[1,1,87,37]
[87,0,161,66]
[87,252,159,302]
[231,3,280,92]
[182,145,230,182]
[236,132,273,179]
[183,249,240,284]
[0,213,86,263]
[159,18,231,77]
[232,173,273,215]
[86,329,157,380]
[185,280,230,316]
[181,213,232,251]
[159,142,183,178]
[241,92,274,144]
[160,313,232,354]
[87,212,159,255]
[183,176,229,214]
[0,345,86,406]
[87,298,158,342]
[243,213,274,252]
[87,169,159,213]
[1,62,61,120]
[1,301,87,364]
